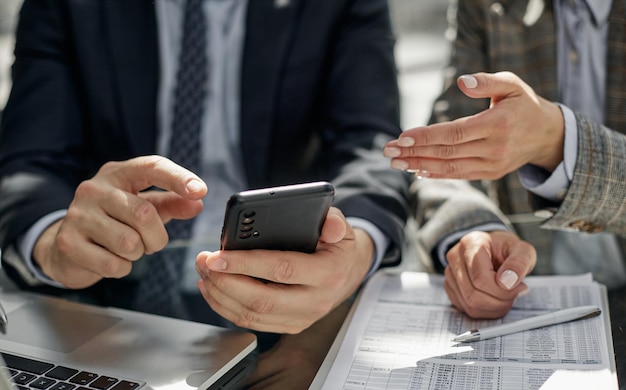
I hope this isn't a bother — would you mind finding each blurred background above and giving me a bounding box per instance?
[0,0,22,112]
[0,0,452,128]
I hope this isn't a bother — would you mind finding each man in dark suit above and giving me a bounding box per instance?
[0,0,412,386]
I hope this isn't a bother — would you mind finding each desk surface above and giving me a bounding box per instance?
[608,287,626,390]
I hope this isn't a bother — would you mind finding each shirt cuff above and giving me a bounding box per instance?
[518,103,577,201]
[17,210,68,288]
[346,217,389,279]
[435,223,510,268]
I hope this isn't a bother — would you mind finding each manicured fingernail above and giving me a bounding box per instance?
[208,257,227,271]
[397,137,415,147]
[187,179,204,193]
[460,74,478,89]
[390,159,409,170]
[383,147,401,157]
[499,269,519,290]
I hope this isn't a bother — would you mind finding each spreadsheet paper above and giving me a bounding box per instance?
[320,271,616,390]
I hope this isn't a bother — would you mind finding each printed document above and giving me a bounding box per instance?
[319,271,616,389]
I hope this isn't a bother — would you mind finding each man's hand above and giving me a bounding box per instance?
[195,207,373,334]
[33,156,207,289]
[444,230,536,319]
[383,71,565,180]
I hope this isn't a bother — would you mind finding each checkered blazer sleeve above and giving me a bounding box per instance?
[532,112,626,238]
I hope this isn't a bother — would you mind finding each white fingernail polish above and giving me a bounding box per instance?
[499,269,519,290]
[390,159,409,170]
[384,147,401,157]
[397,137,415,147]
[460,74,478,89]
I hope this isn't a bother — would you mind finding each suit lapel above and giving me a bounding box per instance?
[102,0,159,155]
[240,0,300,186]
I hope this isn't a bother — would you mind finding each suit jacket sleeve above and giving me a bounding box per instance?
[531,113,626,237]
[0,0,144,288]
[414,178,513,268]
[0,0,89,250]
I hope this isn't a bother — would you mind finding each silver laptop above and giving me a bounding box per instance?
[0,289,257,390]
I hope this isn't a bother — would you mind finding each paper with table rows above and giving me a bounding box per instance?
[321,271,617,389]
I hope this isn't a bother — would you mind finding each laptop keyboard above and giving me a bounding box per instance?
[1,352,143,390]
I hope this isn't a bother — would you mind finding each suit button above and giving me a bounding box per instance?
[490,3,504,17]
[534,209,555,219]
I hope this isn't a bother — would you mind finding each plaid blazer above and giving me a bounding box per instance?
[428,0,626,272]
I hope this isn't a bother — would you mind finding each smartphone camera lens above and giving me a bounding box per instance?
[239,210,257,240]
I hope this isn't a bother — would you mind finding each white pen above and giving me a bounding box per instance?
[453,305,601,343]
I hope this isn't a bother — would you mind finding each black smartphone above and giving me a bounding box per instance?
[220,181,335,253]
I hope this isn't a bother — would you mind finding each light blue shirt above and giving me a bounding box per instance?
[19,0,388,286]
[519,0,611,201]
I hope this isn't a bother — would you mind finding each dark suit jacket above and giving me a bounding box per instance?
[426,0,626,270]
[0,0,412,290]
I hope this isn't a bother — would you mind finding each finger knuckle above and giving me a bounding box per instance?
[99,257,125,278]
[233,308,261,329]
[212,274,229,291]
[130,199,155,226]
[55,231,76,255]
[443,161,460,175]
[448,125,465,144]
[438,145,456,159]
[108,187,129,206]
[248,295,275,315]
[117,231,142,257]
[74,180,99,198]
[420,128,433,145]
[98,161,122,175]
[144,155,162,170]
[272,258,295,283]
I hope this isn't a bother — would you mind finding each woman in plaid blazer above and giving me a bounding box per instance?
[385,0,626,317]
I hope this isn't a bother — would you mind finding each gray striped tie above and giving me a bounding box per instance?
[134,0,207,317]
